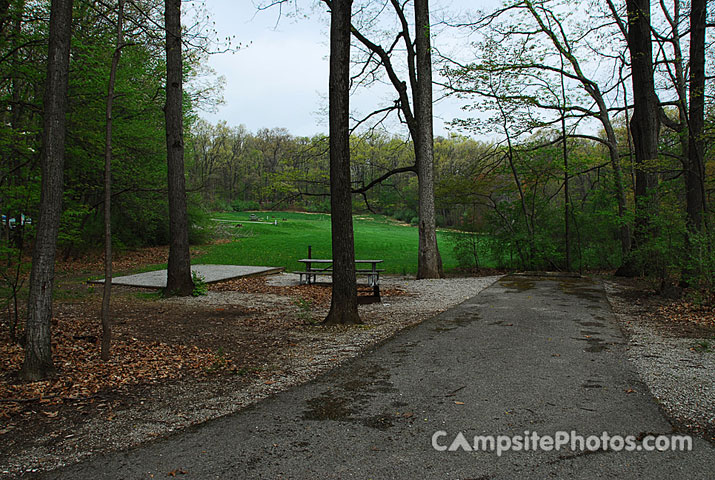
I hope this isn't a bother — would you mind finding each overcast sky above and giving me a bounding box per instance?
[197,0,501,138]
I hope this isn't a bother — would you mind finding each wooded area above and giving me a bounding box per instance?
[0,0,211,378]
[0,0,713,377]
[187,0,712,287]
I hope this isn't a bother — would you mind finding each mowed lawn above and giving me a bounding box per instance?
[195,211,462,275]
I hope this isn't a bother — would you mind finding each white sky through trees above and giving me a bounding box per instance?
[198,0,502,138]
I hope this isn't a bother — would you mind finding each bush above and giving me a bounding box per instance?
[623,201,714,294]
[191,271,208,297]
[305,198,331,213]
[395,209,416,223]
[624,200,686,282]
[450,232,481,271]
[231,199,260,212]
[209,199,232,212]
[410,216,419,226]
[187,199,215,245]
[685,230,715,292]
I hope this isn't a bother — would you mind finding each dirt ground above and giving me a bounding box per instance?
[0,281,405,438]
[1,249,416,474]
[607,277,715,339]
[605,277,715,441]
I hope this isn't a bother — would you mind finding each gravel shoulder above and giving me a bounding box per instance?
[604,280,715,441]
[2,275,500,477]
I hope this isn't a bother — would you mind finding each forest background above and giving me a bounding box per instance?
[1,0,713,333]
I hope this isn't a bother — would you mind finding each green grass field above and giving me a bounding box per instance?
[195,211,469,275]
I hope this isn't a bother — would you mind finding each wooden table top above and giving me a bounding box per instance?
[297,259,383,263]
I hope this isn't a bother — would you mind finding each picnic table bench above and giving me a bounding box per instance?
[297,259,384,302]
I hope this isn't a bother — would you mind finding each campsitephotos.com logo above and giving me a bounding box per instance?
[431,430,693,456]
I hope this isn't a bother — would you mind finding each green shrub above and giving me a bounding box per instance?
[191,271,208,297]
[450,232,481,271]
[210,200,232,212]
[395,209,416,223]
[304,198,331,213]
[231,199,260,212]
[682,229,715,292]
[188,199,215,245]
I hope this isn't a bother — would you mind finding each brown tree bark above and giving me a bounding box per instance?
[617,0,660,276]
[164,0,193,296]
[559,53,570,272]
[414,0,443,279]
[340,0,443,279]
[101,0,125,361]
[20,0,73,381]
[627,0,659,215]
[686,0,706,232]
[323,0,360,325]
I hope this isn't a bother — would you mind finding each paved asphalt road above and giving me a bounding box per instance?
[43,275,714,479]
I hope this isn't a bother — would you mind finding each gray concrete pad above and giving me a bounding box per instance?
[91,264,284,288]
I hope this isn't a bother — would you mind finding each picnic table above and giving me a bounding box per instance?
[297,259,384,302]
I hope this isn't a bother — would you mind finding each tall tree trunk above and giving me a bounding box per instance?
[686,0,706,232]
[627,0,659,221]
[347,0,442,278]
[414,0,443,279]
[529,1,631,261]
[20,0,73,381]
[616,69,633,256]
[618,0,660,276]
[560,57,570,272]
[164,0,193,296]
[324,0,360,325]
[663,0,690,177]
[101,0,125,361]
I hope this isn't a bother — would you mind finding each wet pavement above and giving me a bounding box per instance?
[43,275,714,479]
